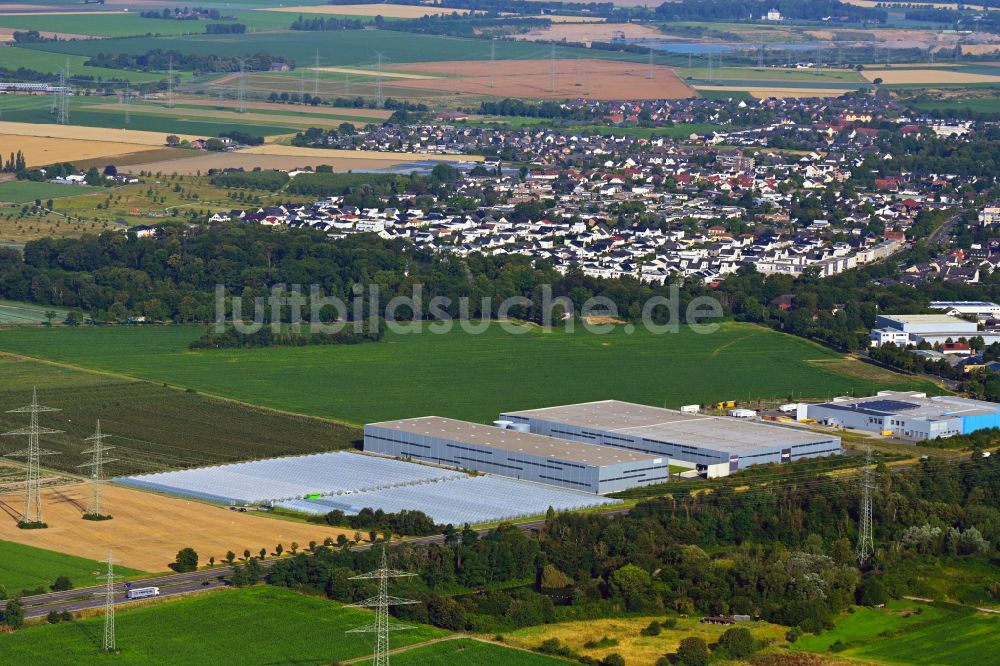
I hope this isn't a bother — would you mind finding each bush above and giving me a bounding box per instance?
[641,620,662,636]
[601,654,625,666]
[583,636,619,649]
[715,626,756,659]
[51,576,73,592]
[676,636,709,666]
[173,547,199,573]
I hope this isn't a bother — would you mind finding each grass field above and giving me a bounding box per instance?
[0,322,940,426]
[0,299,76,324]
[0,353,360,476]
[0,539,146,595]
[793,600,948,653]
[0,586,447,664]
[0,46,170,83]
[393,638,568,665]
[0,181,100,204]
[505,615,788,664]
[0,10,299,38]
[797,600,1000,665]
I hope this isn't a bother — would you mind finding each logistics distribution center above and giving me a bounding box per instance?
[364,416,670,494]
[365,400,842,490]
[800,391,1000,440]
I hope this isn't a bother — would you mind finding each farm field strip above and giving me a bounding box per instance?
[0,482,353,571]
[263,3,472,17]
[0,323,941,427]
[863,68,1000,84]
[0,586,448,664]
[0,539,146,594]
[392,638,569,665]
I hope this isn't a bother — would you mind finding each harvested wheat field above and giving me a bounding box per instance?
[749,88,853,98]
[532,14,607,22]
[395,58,693,100]
[862,69,1000,85]
[842,0,985,9]
[518,21,665,43]
[262,3,471,18]
[0,483,350,572]
[0,121,198,146]
[0,134,163,168]
[962,44,1000,56]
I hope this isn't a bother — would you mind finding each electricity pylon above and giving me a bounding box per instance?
[96,550,122,652]
[347,547,417,666]
[3,387,62,525]
[79,420,116,518]
[856,446,876,567]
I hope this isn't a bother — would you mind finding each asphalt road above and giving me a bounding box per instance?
[0,512,588,619]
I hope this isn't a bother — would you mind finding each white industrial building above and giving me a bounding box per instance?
[869,314,1000,348]
[929,301,1000,321]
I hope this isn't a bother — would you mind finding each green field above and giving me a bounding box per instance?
[0,47,169,83]
[0,353,360,475]
[0,10,303,38]
[793,600,948,653]
[0,540,146,595]
[0,95,300,138]
[797,601,1000,665]
[0,299,76,325]
[0,181,100,204]
[393,638,568,665]
[19,30,606,67]
[0,322,940,426]
[0,585,446,664]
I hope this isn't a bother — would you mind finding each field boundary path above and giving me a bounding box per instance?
[903,595,1000,615]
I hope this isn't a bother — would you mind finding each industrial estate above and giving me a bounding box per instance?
[3,0,1000,664]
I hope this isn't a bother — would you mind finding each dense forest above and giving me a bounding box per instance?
[84,49,285,74]
[256,455,1000,647]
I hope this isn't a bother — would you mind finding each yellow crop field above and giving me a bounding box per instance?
[0,134,161,167]
[962,44,1000,56]
[261,4,471,18]
[694,85,851,98]
[0,121,198,146]
[862,69,1000,84]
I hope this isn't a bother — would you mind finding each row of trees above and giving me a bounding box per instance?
[261,455,1000,639]
[85,49,284,74]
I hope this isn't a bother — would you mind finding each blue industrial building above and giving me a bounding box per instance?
[801,391,1000,440]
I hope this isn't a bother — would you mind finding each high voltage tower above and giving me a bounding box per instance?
[856,446,876,567]
[314,49,320,94]
[55,60,71,125]
[346,547,417,666]
[237,59,247,113]
[549,43,557,94]
[2,387,62,526]
[79,420,116,518]
[490,38,496,89]
[97,550,122,653]
[375,51,385,108]
[167,56,175,108]
[647,47,654,80]
[123,81,130,125]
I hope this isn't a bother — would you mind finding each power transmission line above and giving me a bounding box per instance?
[79,419,117,518]
[314,49,320,94]
[123,81,130,125]
[856,446,876,567]
[167,56,174,108]
[550,43,557,94]
[237,59,246,113]
[97,550,122,653]
[490,38,496,90]
[347,547,418,666]
[2,387,62,526]
[648,46,654,80]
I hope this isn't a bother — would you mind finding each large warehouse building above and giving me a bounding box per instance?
[501,400,842,476]
[800,391,1000,440]
[364,416,669,494]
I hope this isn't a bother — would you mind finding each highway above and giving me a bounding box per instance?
[0,513,578,619]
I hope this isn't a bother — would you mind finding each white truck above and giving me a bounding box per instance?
[126,586,160,600]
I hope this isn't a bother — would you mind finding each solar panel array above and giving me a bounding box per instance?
[274,475,621,526]
[114,452,465,504]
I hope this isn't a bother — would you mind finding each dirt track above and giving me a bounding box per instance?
[0,483,350,572]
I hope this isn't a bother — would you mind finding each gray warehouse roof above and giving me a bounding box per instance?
[814,391,1000,419]
[503,400,830,453]
[367,416,663,467]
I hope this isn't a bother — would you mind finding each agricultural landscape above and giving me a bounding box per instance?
[2,0,1000,665]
